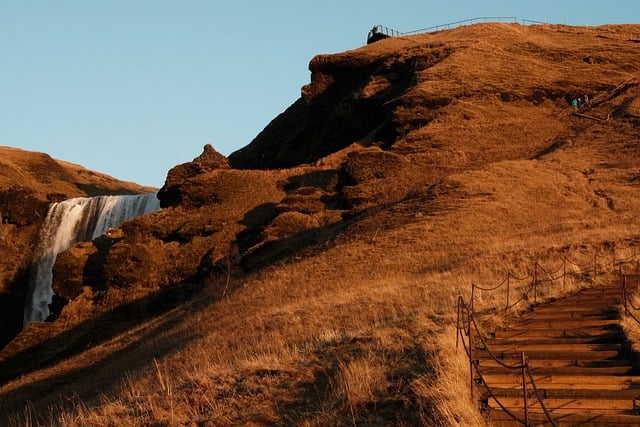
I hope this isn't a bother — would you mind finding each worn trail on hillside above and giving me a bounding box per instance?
[478,284,640,426]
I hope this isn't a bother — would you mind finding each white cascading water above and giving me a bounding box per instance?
[23,193,161,327]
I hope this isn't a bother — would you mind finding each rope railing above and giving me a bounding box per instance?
[572,76,639,121]
[620,271,640,324]
[456,241,639,425]
[456,294,555,426]
[525,364,557,425]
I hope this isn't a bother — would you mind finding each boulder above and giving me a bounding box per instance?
[158,144,230,207]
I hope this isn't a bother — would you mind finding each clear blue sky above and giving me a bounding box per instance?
[2,1,638,187]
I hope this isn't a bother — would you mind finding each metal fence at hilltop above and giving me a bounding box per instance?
[372,16,640,41]
[373,17,544,37]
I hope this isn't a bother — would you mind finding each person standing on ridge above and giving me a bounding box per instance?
[367,25,389,44]
[367,25,378,43]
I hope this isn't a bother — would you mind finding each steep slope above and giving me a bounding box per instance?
[0,146,156,349]
[2,22,640,425]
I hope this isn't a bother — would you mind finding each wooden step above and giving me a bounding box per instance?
[518,310,619,320]
[479,365,635,376]
[485,335,623,345]
[487,396,639,411]
[479,374,640,388]
[477,357,635,369]
[512,318,620,329]
[480,281,640,425]
[532,297,620,306]
[488,408,640,426]
[480,343,622,353]
[474,349,621,360]
[487,387,640,399]
[493,326,621,339]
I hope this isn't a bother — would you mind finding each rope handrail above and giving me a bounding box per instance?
[470,312,524,370]
[628,295,640,311]
[456,240,640,425]
[536,271,565,283]
[509,271,532,281]
[506,292,530,311]
[565,256,594,269]
[468,243,639,314]
[525,364,559,427]
[475,363,529,425]
[626,308,640,325]
[535,261,564,276]
[621,281,640,324]
[621,274,640,314]
[458,293,554,425]
[472,276,509,292]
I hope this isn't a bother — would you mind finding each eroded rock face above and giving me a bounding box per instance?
[12,22,640,365]
[227,50,437,169]
[0,187,49,226]
[6,22,640,424]
[0,147,156,348]
[158,144,230,208]
[49,146,289,319]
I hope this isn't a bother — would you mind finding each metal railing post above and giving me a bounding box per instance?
[506,271,510,310]
[522,352,529,426]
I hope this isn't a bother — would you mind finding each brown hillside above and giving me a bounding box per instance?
[0,146,156,348]
[2,22,640,426]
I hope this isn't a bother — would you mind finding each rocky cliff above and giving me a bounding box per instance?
[3,23,640,425]
[0,146,155,347]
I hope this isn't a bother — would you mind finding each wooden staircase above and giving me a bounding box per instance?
[476,284,640,426]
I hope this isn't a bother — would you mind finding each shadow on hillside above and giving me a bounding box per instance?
[228,55,423,169]
[238,195,415,274]
[0,265,30,350]
[277,335,436,425]
[531,137,567,160]
[0,282,207,416]
[282,170,339,192]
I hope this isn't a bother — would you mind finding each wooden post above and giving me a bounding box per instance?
[612,244,616,270]
[522,352,529,426]
[469,311,474,401]
[471,285,475,316]
[623,275,628,315]
[563,256,567,291]
[506,271,510,310]
[456,296,461,350]
[533,263,538,305]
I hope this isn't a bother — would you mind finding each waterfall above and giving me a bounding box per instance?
[23,193,161,327]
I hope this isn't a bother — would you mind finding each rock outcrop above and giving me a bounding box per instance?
[8,23,640,354]
[0,146,155,347]
[4,22,640,425]
[50,146,287,320]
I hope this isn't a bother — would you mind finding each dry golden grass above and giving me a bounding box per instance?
[4,22,640,426]
[6,221,635,426]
